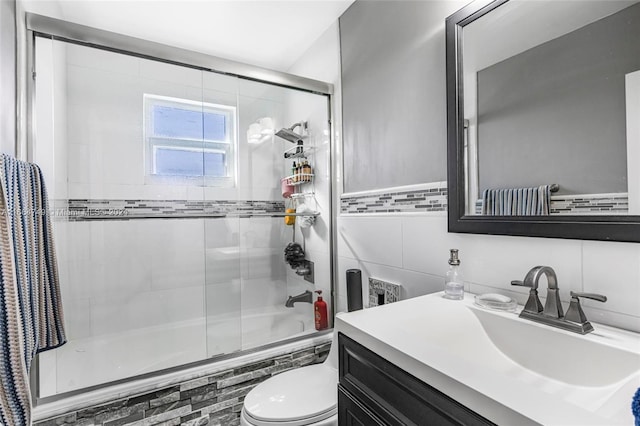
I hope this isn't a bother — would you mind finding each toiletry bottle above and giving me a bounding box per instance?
[314,290,328,330]
[444,249,464,300]
[291,161,297,183]
[303,160,311,182]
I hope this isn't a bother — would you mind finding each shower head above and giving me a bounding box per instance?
[275,122,307,145]
[275,128,303,144]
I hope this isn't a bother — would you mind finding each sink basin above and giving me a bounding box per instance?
[335,292,640,425]
[469,304,640,387]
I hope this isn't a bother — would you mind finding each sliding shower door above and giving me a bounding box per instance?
[34,38,243,396]
[33,35,332,399]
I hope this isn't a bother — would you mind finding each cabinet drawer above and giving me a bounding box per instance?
[339,385,385,426]
[338,333,495,426]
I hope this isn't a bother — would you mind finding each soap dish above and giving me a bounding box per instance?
[474,293,517,312]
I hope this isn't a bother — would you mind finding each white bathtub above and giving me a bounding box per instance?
[242,304,315,350]
[40,304,316,397]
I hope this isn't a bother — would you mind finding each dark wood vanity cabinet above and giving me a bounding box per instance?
[338,333,495,426]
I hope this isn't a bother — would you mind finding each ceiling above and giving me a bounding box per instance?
[21,0,354,72]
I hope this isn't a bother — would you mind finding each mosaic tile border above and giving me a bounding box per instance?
[58,199,286,221]
[474,193,629,215]
[549,193,629,215]
[340,183,447,214]
[35,341,331,426]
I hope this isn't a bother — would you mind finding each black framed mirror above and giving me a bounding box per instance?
[446,0,640,242]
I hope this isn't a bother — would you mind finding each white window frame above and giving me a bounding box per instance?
[144,94,237,187]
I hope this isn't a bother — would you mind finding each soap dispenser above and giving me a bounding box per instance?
[444,249,464,300]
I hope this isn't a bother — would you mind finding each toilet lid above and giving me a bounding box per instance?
[243,364,337,423]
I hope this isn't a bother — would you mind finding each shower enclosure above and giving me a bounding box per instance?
[29,16,334,399]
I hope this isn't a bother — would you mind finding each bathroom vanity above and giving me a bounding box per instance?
[335,293,640,425]
[338,333,493,425]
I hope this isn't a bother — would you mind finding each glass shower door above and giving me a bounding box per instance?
[33,38,243,396]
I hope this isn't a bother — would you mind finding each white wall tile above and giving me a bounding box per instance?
[63,260,99,300]
[67,144,89,184]
[102,141,144,186]
[241,217,287,249]
[91,285,204,337]
[59,221,91,262]
[582,241,640,318]
[338,216,403,267]
[459,233,583,303]
[402,215,456,276]
[241,278,287,311]
[337,255,443,311]
[246,249,286,280]
[151,248,206,290]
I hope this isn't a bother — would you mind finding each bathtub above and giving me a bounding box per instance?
[40,304,316,397]
[241,304,315,350]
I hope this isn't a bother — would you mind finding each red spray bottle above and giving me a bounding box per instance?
[314,290,328,331]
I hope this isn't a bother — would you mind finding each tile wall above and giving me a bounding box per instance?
[335,205,640,333]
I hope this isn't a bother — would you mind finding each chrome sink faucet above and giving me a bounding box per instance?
[285,290,313,308]
[512,266,606,334]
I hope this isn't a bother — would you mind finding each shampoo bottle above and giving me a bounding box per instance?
[444,249,464,300]
[314,290,328,330]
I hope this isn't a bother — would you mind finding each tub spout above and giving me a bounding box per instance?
[285,290,313,308]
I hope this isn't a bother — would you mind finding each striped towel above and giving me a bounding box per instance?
[0,154,66,426]
[482,185,552,216]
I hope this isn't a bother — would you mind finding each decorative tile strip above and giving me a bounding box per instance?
[549,193,629,215]
[59,199,286,221]
[475,193,629,215]
[340,182,447,214]
[34,341,331,426]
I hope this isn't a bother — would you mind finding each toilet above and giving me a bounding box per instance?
[240,334,338,426]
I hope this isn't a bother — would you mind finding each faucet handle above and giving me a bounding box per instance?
[569,291,607,303]
[511,280,544,314]
[565,291,607,325]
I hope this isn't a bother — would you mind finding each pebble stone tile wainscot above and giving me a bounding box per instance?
[35,342,331,426]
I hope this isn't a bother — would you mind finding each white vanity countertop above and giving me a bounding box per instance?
[335,292,640,426]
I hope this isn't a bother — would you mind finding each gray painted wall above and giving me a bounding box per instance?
[477,3,640,195]
[339,1,464,193]
[0,0,15,156]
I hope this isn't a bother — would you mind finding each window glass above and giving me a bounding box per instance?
[144,95,235,184]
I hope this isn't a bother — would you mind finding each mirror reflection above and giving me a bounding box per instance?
[462,0,640,216]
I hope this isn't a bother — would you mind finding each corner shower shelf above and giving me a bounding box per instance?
[284,145,315,159]
[284,174,314,186]
[290,193,315,199]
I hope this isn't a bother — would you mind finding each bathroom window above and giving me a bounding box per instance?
[144,94,236,186]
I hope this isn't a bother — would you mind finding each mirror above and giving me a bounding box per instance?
[446,0,640,242]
